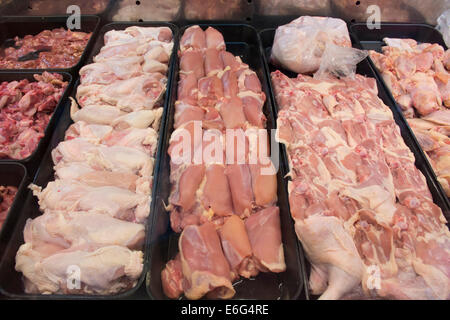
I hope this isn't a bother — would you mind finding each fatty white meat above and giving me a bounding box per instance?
[23,211,145,252]
[16,243,143,295]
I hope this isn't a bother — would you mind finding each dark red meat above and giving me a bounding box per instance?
[0,72,67,159]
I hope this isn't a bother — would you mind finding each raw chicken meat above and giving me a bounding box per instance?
[408,115,450,195]
[70,100,125,125]
[179,222,235,300]
[52,138,154,178]
[112,0,180,22]
[22,0,109,15]
[54,162,142,193]
[14,26,173,295]
[183,0,246,20]
[205,27,226,51]
[77,74,167,111]
[369,38,450,196]
[272,69,450,300]
[30,181,150,223]
[161,26,285,300]
[94,28,172,63]
[65,121,158,154]
[70,97,163,130]
[180,25,207,53]
[115,26,173,43]
[271,16,351,74]
[24,211,145,252]
[0,72,68,159]
[0,28,91,69]
[15,243,143,295]
[65,121,113,141]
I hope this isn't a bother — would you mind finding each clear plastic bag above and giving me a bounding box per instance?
[437,9,450,48]
[270,16,351,74]
[313,43,368,80]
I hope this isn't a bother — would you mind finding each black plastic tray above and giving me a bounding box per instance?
[0,163,28,257]
[146,24,306,300]
[0,15,100,75]
[259,27,450,298]
[0,71,73,176]
[0,22,178,299]
[350,22,450,207]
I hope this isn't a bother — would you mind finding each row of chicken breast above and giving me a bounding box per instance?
[160,26,286,300]
[14,26,173,294]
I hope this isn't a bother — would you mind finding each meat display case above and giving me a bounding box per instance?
[350,23,450,209]
[0,0,448,301]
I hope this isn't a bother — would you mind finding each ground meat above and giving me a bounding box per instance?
[0,28,92,69]
[0,72,68,159]
[0,185,18,230]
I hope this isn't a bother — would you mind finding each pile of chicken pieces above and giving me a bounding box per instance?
[161,26,286,300]
[14,26,173,295]
[272,69,450,300]
[370,38,450,196]
[0,185,18,230]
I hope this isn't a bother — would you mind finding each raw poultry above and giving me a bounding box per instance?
[0,72,67,159]
[370,38,450,196]
[0,185,17,230]
[182,0,247,20]
[112,0,180,21]
[14,26,173,295]
[272,69,450,300]
[161,26,286,300]
[0,28,92,69]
